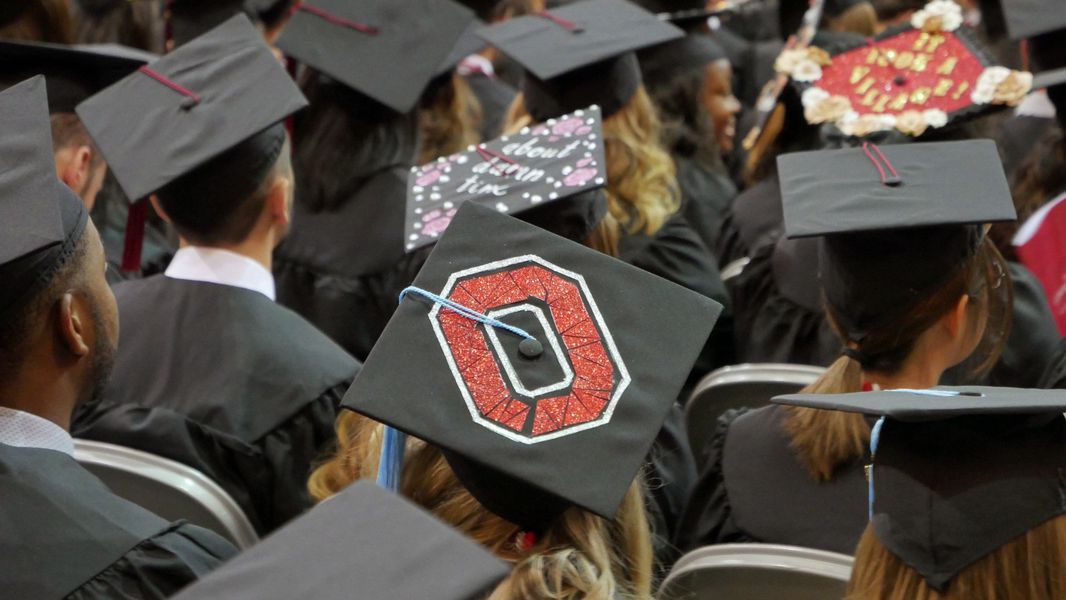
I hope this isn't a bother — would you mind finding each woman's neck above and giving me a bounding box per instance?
[863,358,945,391]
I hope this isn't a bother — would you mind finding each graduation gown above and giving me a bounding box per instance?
[675,406,868,555]
[74,277,359,535]
[675,156,737,254]
[1041,338,1066,389]
[714,175,784,268]
[465,71,517,141]
[0,444,236,600]
[646,402,698,578]
[274,167,428,361]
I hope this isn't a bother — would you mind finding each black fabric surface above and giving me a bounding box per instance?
[674,156,737,255]
[73,277,358,534]
[465,71,516,140]
[0,444,235,599]
[714,175,784,268]
[675,405,868,554]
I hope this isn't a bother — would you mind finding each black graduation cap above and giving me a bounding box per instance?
[778,140,1016,340]
[243,0,297,28]
[637,31,728,88]
[343,202,723,530]
[0,76,89,316]
[438,19,487,77]
[167,0,251,49]
[76,14,307,204]
[0,40,154,114]
[477,0,684,121]
[169,481,510,600]
[276,0,475,113]
[771,386,1066,592]
[632,0,740,28]
[1000,0,1066,40]
[404,105,606,251]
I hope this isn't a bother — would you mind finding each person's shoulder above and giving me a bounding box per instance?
[246,299,360,379]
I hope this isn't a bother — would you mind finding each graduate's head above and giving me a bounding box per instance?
[418,73,481,168]
[309,411,655,600]
[70,0,160,51]
[50,114,107,211]
[0,76,118,420]
[151,127,295,249]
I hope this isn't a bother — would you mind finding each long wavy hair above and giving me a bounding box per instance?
[783,237,1011,481]
[0,0,73,43]
[847,516,1066,599]
[996,129,1066,261]
[646,65,727,173]
[504,87,680,257]
[309,411,654,600]
[417,74,482,165]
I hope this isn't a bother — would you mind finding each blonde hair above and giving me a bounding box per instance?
[504,88,681,257]
[826,2,879,37]
[418,74,482,165]
[783,237,1010,481]
[847,517,1066,599]
[309,411,654,600]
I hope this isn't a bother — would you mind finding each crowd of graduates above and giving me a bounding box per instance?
[2,0,1066,598]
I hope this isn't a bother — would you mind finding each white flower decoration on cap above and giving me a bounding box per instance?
[910,0,963,33]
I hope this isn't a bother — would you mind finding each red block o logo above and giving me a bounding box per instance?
[429,255,630,444]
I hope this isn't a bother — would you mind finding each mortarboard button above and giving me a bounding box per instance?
[518,337,544,359]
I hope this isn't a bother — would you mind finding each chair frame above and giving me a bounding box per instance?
[73,439,259,549]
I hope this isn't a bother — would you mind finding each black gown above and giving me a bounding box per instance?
[73,277,359,535]
[675,156,737,254]
[274,167,428,362]
[714,175,784,268]
[675,406,869,555]
[0,443,236,599]
[465,71,517,141]
[1041,338,1066,389]
[645,402,699,578]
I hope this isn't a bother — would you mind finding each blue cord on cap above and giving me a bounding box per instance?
[399,286,538,345]
[868,416,886,521]
[376,426,407,492]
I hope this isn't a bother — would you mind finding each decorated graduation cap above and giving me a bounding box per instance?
[778,139,1015,341]
[0,76,89,317]
[783,0,1032,138]
[771,386,1066,592]
[343,202,723,531]
[0,40,153,113]
[999,0,1066,115]
[170,481,510,600]
[77,14,306,270]
[404,105,606,251]
[277,0,475,113]
[478,0,683,122]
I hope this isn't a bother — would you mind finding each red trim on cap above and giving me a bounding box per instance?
[138,66,201,107]
[533,10,583,32]
[121,200,148,273]
[475,145,517,176]
[862,142,901,186]
[298,5,379,35]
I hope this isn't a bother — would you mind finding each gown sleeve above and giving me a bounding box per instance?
[66,522,237,600]
[645,402,698,578]
[673,408,757,554]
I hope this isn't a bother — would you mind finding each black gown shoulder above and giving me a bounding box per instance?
[0,444,235,600]
[74,276,359,534]
[1041,338,1066,389]
[274,166,429,360]
[676,405,868,555]
[714,175,784,268]
[730,237,841,366]
[465,71,517,141]
[675,156,738,253]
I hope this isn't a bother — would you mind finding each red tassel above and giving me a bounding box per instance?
[520,531,537,551]
[122,200,148,273]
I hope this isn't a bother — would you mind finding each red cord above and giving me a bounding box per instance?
[862,142,901,186]
[534,10,583,32]
[121,200,148,273]
[138,66,201,107]
[476,145,517,176]
[298,5,378,35]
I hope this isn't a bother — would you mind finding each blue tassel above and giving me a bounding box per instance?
[868,416,886,521]
[376,426,407,492]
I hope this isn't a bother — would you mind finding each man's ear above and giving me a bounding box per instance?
[149,194,173,225]
[267,176,292,229]
[56,293,91,358]
[57,146,93,194]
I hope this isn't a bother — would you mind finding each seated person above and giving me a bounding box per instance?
[72,15,359,534]
[677,140,1016,554]
[0,75,235,600]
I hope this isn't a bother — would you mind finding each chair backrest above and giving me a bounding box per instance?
[684,363,825,459]
[658,544,853,600]
[73,439,259,549]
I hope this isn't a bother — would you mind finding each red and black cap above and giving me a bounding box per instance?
[404,105,607,252]
[772,386,1066,592]
[277,0,475,113]
[0,76,89,317]
[342,201,723,530]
